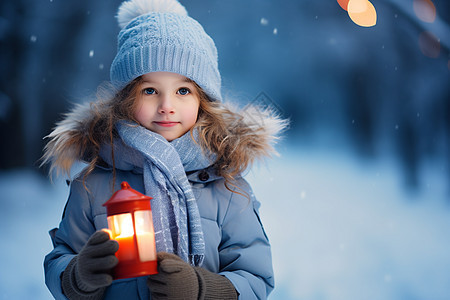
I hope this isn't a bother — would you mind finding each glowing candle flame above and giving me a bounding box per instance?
[114,213,134,238]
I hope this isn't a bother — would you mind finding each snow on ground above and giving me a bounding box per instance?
[0,147,449,299]
[246,147,450,300]
[0,170,68,299]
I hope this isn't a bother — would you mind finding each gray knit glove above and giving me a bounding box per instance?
[147,252,238,300]
[61,230,119,300]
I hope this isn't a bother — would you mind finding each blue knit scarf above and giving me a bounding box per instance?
[100,121,211,266]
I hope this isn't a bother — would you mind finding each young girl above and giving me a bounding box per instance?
[43,0,286,299]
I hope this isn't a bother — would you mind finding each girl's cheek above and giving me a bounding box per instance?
[134,102,145,119]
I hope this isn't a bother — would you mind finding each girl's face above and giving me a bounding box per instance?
[134,72,200,141]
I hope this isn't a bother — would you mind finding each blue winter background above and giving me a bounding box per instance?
[0,0,449,299]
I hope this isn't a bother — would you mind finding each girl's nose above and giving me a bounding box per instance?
[158,95,175,114]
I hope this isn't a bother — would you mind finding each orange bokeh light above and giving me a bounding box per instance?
[348,0,377,27]
[418,31,441,58]
[413,0,436,23]
[337,0,350,11]
[348,0,369,14]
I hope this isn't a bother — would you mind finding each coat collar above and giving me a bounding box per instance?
[43,100,287,177]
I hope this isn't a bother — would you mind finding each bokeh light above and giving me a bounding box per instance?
[348,0,369,14]
[337,0,350,11]
[348,0,377,27]
[413,0,436,23]
[418,31,441,58]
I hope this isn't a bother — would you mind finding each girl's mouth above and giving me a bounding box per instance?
[153,121,179,127]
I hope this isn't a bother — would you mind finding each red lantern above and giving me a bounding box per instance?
[103,181,158,279]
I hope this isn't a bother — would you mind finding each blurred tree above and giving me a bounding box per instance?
[0,0,120,171]
[0,0,448,194]
[0,1,26,168]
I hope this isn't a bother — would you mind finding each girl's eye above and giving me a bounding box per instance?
[143,88,156,95]
[177,88,190,95]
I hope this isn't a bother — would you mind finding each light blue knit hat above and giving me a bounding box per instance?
[110,0,222,101]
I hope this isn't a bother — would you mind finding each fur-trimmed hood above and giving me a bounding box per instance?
[42,100,288,177]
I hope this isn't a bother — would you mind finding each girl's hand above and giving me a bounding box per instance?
[62,230,119,297]
[147,252,199,299]
[147,252,238,300]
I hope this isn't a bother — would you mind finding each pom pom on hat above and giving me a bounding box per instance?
[117,0,188,29]
[111,0,222,101]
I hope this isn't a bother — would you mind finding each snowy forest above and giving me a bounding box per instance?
[0,0,449,299]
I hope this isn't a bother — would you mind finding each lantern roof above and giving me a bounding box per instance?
[103,181,152,215]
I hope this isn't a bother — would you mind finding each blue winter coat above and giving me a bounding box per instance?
[44,165,275,299]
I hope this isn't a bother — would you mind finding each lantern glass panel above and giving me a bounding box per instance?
[107,213,136,261]
[108,213,134,238]
[134,210,157,262]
